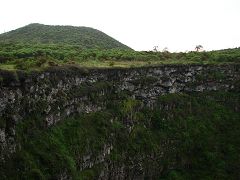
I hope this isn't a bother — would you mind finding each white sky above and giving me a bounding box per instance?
[0,0,240,51]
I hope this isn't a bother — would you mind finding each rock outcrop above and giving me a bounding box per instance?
[0,64,239,171]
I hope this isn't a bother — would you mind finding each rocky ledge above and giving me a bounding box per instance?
[0,64,239,160]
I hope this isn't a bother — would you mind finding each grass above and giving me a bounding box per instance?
[0,64,16,71]
[0,43,239,71]
[0,59,237,72]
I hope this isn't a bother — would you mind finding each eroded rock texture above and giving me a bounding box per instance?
[0,64,239,179]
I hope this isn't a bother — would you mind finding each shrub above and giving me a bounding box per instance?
[109,61,115,66]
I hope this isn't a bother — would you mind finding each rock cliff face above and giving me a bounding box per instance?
[0,64,239,179]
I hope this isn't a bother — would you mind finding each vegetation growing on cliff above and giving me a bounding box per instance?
[1,92,239,179]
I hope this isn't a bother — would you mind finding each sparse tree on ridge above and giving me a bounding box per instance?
[153,46,159,52]
[162,47,169,52]
[195,45,203,52]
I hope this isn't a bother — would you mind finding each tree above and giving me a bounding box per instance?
[153,46,159,52]
[195,45,203,52]
[162,47,169,52]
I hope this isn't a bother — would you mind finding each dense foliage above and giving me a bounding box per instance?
[0,23,239,70]
[1,92,239,179]
[0,23,131,50]
[0,42,240,70]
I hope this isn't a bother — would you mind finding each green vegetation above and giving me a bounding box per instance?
[0,23,131,50]
[0,43,240,71]
[1,92,239,179]
[1,23,239,179]
[0,23,239,71]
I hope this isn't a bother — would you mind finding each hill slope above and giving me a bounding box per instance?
[0,23,131,50]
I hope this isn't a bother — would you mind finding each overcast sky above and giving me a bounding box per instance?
[1,0,240,51]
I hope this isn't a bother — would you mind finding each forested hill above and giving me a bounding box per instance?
[0,23,132,50]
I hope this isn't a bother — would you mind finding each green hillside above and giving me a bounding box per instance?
[0,23,239,71]
[0,23,131,50]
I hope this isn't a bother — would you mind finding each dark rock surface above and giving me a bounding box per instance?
[0,64,239,173]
